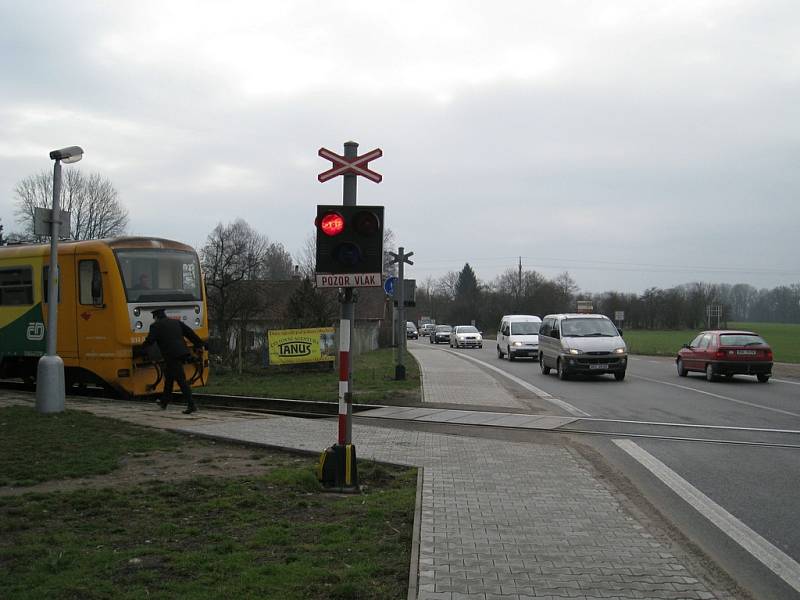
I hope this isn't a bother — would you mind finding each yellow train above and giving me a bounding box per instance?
[0,237,209,397]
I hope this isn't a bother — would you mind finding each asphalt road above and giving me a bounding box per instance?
[413,337,800,600]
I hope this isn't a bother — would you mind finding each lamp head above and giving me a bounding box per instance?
[49,146,84,163]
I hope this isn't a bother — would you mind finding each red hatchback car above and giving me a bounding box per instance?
[676,330,773,383]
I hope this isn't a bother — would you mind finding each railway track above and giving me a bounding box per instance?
[3,380,799,449]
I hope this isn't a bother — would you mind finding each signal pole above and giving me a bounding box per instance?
[388,247,414,380]
[340,141,357,445]
[314,140,383,491]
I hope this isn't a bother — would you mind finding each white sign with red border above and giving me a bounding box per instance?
[316,273,382,288]
[318,147,383,183]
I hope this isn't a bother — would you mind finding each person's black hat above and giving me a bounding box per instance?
[151,308,167,318]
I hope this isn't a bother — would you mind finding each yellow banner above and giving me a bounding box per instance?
[267,327,336,365]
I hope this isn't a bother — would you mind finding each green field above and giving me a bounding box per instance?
[623,322,800,363]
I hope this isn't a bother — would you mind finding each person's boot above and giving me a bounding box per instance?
[182,405,197,415]
[156,399,167,410]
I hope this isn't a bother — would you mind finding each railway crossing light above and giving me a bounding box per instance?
[36,145,84,414]
[315,205,384,275]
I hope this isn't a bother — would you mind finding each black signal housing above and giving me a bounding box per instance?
[315,205,384,275]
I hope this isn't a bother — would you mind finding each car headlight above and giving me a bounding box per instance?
[512,341,523,347]
[457,335,465,340]
[567,348,581,355]
[613,347,626,354]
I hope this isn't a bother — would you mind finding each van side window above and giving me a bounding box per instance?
[79,260,103,306]
[540,318,552,336]
[42,266,61,304]
[0,266,33,305]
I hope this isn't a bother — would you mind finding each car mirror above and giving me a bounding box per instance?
[682,343,690,349]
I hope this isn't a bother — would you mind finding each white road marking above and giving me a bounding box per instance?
[630,374,800,418]
[442,349,591,417]
[773,378,800,386]
[614,439,800,594]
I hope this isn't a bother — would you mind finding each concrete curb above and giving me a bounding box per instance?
[407,467,423,600]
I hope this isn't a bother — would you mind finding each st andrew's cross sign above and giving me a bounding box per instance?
[318,147,383,183]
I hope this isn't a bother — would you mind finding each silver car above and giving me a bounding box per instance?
[450,325,483,349]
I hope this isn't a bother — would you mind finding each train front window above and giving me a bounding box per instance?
[116,249,202,302]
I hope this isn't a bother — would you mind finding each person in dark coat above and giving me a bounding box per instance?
[145,308,204,414]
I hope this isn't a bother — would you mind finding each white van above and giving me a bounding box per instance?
[496,314,542,361]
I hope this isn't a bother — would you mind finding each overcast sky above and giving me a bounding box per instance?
[2,1,798,294]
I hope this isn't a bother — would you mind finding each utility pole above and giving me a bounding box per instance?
[388,247,414,380]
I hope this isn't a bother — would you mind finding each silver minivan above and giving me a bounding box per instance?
[496,314,542,361]
[538,314,627,380]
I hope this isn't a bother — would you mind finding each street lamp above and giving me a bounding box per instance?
[36,145,83,413]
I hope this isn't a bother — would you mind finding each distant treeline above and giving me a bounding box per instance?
[409,263,800,330]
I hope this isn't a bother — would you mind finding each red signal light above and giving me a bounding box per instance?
[319,212,345,237]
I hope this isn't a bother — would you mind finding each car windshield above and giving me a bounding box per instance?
[510,321,540,335]
[720,334,767,346]
[116,249,202,302]
[561,318,618,337]
[457,326,479,334]
[435,326,452,332]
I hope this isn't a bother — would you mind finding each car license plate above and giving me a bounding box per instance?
[736,350,757,355]
[589,364,608,370]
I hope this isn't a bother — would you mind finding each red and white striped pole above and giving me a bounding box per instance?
[338,317,351,445]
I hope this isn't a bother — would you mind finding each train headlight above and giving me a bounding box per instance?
[194,318,200,326]
[135,321,143,330]
[194,306,201,314]
[133,307,140,317]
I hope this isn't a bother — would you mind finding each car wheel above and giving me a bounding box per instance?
[508,346,514,361]
[557,359,569,380]
[705,364,716,382]
[540,354,550,375]
[757,374,770,383]
[614,370,626,381]
[676,359,687,377]
[497,345,504,359]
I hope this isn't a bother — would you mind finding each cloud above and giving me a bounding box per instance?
[1,0,799,294]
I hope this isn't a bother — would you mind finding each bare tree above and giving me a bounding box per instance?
[295,233,317,280]
[13,169,128,240]
[200,220,277,366]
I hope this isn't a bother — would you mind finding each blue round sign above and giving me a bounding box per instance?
[384,276,397,296]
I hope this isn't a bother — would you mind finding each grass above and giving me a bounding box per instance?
[0,406,182,486]
[205,347,421,404]
[0,406,417,600]
[623,322,800,363]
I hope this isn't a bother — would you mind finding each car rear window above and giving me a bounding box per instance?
[719,334,767,346]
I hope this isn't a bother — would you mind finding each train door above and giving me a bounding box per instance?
[43,260,78,359]
[75,256,113,372]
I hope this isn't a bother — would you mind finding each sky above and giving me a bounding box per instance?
[1,0,799,294]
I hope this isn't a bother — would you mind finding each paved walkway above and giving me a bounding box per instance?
[0,348,740,600]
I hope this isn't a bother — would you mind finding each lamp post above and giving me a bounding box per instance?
[36,145,83,414]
